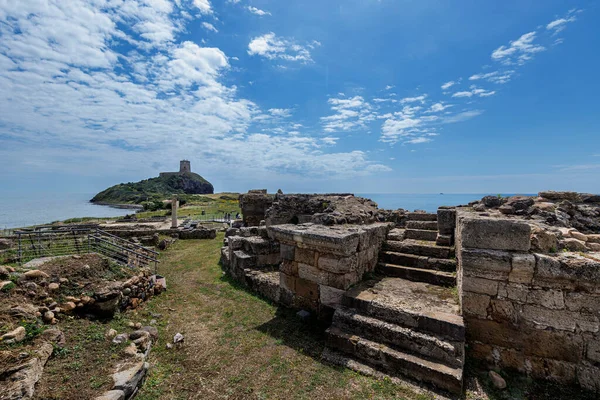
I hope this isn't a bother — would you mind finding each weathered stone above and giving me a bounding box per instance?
[0,280,14,291]
[577,365,600,392]
[539,191,582,202]
[508,253,536,284]
[569,230,588,242]
[280,272,295,292]
[482,196,504,208]
[462,277,498,296]
[490,299,517,323]
[295,247,316,265]
[460,248,512,280]
[106,328,118,340]
[462,292,490,318]
[48,282,60,291]
[587,340,600,363]
[436,234,452,246]
[527,289,565,310]
[437,208,456,235]
[1,342,53,399]
[587,242,600,252]
[294,277,319,301]
[530,226,558,253]
[24,269,49,279]
[1,326,26,343]
[498,205,514,215]
[497,282,529,303]
[318,254,357,274]
[489,370,506,389]
[522,305,599,332]
[561,238,587,252]
[280,243,295,261]
[112,360,149,398]
[319,285,345,308]
[95,390,126,400]
[43,311,55,323]
[587,234,600,244]
[458,215,531,251]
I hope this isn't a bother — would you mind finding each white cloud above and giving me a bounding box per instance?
[202,22,218,32]
[469,70,514,84]
[427,103,451,113]
[452,86,496,98]
[322,137,338,145]
[491,32,545,65]
[248,32,314,63]
[405,137,432,144]
[441,81,456,90]
[443,110,484,123]
[400,95,427,104]
[321,95,375,133]
[385,85,394,90]
[247,6,271,16]
[0,0,389,182]
[547,9,580,35]
[193,0,212,14]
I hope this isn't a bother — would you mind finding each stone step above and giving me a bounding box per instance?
[387,228,405,241]
[406,221,438,231]
[407,212,437,222]
[325,327,463,394]
[379,251,456,272]
[331,306,464,368]
[404,229,438,242]
[383,239,454,259]
[343,277,464,341]
[377,263,456,287]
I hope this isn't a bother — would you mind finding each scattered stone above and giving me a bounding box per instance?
[106,329,118,340]
[498,205,514,215]
[1,326,26,343]
[129,330,150,341]
[62,302,77,312]
[23,282,38,290]
[0,280,14,291]
[149,319,157,325]
[43,311,55,323]
[59,277,69,284]
[112,333,129,344]
[569,230,588,242]
[296,310,311,321]
[141,326,158,340]
[166,343,173,349]
[24,269,49,279]
[111,360,149,398]
[0,265,10,279]
[488,370,507,390]
[72,255,81,259]
[482,195,504,208]
[94,390,125,400]
[561,238,587,252]
[48,282,60,291]
[173,333,184,344]
[122,343,138,357]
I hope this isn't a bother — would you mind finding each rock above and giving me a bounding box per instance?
[530,226,558,253]
[149,319,157,325]
[569,230,588,242]
[122,343,138,357]
[72,255,81,259]
[106,329,118,340]
[1,342,54,399]
[489,370,506,389]
[173,333,184,343]
[473,204,486,212]
[539,191,582,202]
[134,322,142,329]
[94,390,125,400]
[43,311,55,323]
[59,277,69,284]
[23,281,38,290]
[141,326,158,340]
[62,302,76,312]
[588,234,600,244]
[48,282,60,291]
[41,329,66,347]
[297,310,311,321]
[24,269,49,279]
[129,330,150,341]
[482,195,504,208]
[166,343,173,349]
[9,304,38,320]
[561,238,587,252]
[127,322,136,328]
[112,360,149,398]
[587,243,600,252]
[1,326,26,343]
[498,205,514,215]
[0,265,10,279]
[133,335,150,352]
[122,288,131,295]
[112,333,129,344]
[0,239,12,250]
[580,193,600,203]
[0,280,14,291]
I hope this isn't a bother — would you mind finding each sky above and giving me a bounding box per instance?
[0,0,599,195]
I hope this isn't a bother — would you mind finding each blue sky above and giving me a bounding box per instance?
[0,0,598,195]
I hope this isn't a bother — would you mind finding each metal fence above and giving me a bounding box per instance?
[14,226,159,272]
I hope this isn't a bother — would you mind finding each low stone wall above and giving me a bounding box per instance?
[269,223,390,314]
[239,189,275,226]
[457,210,600,391]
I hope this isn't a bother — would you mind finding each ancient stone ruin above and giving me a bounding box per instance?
[221,190,600,395]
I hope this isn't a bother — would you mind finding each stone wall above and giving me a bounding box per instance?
[238,190,275,226]
[456,210,600,391]
[269,223,390,315]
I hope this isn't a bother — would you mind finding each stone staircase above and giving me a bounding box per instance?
[323,212,465,395]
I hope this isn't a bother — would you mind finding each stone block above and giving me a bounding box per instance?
[462,292,490,318]
[319,285,345,308]
[280,243,295,261]
[437,208,456,235]
[462,276,499,296]
[295,247,316,266]
[318,254,357,274]
[527,289,565,310]
[257,253,281,266]
[509,253,535,284]
[297,263,324,284]
[461,248,512,281]
[280,260,298,276]
[565,292,600,314]
[436,234,452,246]
[280,272,295,292]
[522,305,599,333]
[587,339,600,363]
[577,366,600,392]
[490,299,518,323]
[534,253,600,290]
[458,215,531,251]
[295,277,319,302]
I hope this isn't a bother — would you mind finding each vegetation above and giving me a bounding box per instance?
[91,172,214,205]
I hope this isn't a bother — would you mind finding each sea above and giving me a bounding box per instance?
[0,192,496,230]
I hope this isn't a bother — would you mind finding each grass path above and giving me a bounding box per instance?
[135,234,428,400]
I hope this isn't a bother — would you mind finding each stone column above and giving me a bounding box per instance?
[171,196,179,229]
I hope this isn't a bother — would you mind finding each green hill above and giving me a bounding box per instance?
[91,172,214,205]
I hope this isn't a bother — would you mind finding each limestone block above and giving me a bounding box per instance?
[319,285,345,308]
[534,253,600,289]
[490,299,518,323]
[436,234,452,246]
[458,216,531,251]
[295,247,316,266]
[577,365,600,392]
[280,260,298,276]
[295,277,319,301]
[569,230,588,242]
[462,292,490,318]
[522,305,599,333]
[561,238,587,252]
[565,292,600,314]
[461,248,512,281]
[326,271,359,291]
[587,234,600,244]
[526,289,565,310]
[437,208,456,235]
[280,272,295,292]
[318,254,358,274]
[587,339,600,363]
[280,243,295,261]
[256,252,281,266]
[298,263,325,284]
[509,253,536,284]
[462,276,499,296]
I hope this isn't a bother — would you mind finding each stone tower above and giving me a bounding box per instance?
[179,160,191,173]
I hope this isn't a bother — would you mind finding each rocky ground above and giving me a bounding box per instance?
[467,191,600,253]
[0,254,164,399]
